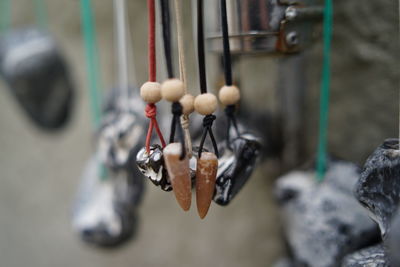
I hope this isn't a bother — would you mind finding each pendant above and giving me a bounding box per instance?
[136,145,172,191]
[355,138,400,238]
[72,155,140,247]
[0,28,74,130]
[214,133,262,206]
[99,109,145,168]
[164,143,191,211]
[196,152,218,219]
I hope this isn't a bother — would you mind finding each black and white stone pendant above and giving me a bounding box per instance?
[98,108,146,169]
[275,160,379,267]
[354,138,400,238]
[72,155,141,248]
[0,28,74,130]
[136,145,172,192]
[72,93,146,248]
[213,133,262,206]
[342,244,389,267]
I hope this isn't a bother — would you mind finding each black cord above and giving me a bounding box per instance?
[170,102,186,159]
[220,0,232,86]
[197,0,207,94]
[220,0,241,145]
[196,3,225,155]
[196,0,219,158]
[160,0,174,78]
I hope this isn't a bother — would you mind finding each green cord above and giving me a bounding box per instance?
[80,0,107,180]
[34,0,48,29]
[0,0,11,32]
[316,0,333,181]
[80,0,103,127]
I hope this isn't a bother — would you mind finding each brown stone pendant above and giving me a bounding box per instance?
[164,143,191,211]
[196,152,218,219]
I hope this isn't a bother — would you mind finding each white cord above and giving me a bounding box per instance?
[125,2,137,93]
[114,0,129,107]
[174,0,192,157]
[174,0,187,89]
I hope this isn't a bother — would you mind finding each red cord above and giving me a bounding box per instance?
[148,0,156,82]
[144,0,165,153]
[145,104,166,153]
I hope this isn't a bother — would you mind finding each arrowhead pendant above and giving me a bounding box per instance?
[196,152,218,219]
[164,143,192,211]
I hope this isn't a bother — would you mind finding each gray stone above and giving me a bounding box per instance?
[341,244,389,267]
[354,138,400,238]
[275,160,379,267]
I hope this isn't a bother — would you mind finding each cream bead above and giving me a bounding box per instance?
[219,85,240,106]
[180,94,195,115]
[140,81,162,103]
[194,93,218,115]
[161,78,185,102]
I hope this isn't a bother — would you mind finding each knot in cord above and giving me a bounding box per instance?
[145,103,157,118]
[145,103,166,153]
[198,114,218,158]
[203,114,216,128]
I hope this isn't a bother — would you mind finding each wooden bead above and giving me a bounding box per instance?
[219,85,240,106]
[179,94,195,115]
[140,82,162,103]
[161,78,185,102]
[194,93,218,115]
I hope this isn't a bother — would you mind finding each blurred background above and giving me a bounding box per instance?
[0,0,398,266]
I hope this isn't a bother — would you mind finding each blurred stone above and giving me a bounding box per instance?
[213,133,262,206]
[341,244,389,267]
[354,138,400,238]
[275,160,379,267]
[98,93,146,168]
[72,155,141,248]
[98,110,146,168]
[0,28,74,130]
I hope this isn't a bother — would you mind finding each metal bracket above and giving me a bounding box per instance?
[205,0,323,54]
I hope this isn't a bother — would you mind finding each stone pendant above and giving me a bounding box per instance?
[73,155,140,247]
[164,143,191,211]
[354,138,400,238]
[0,28,74,130]
[136,145,172,191]
[196,152,218,219]
[214,134,262,206]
